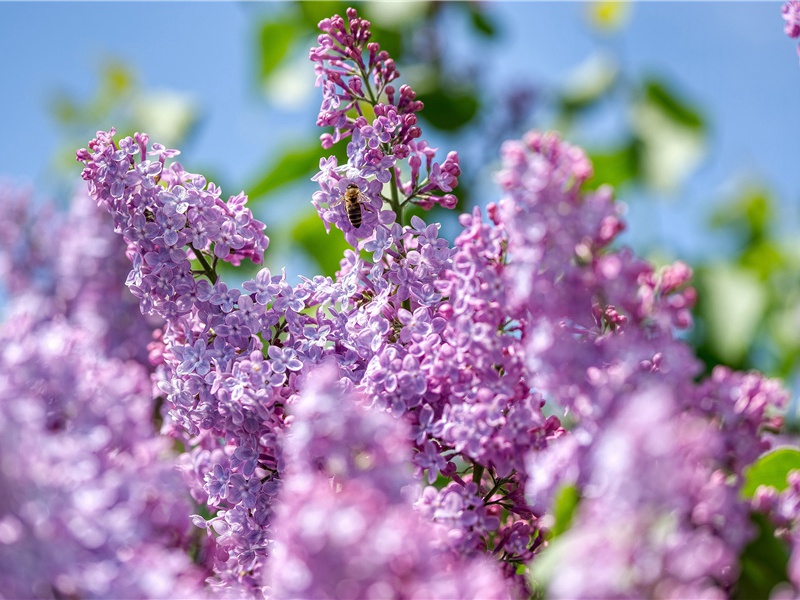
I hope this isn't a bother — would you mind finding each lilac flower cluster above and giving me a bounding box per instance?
[783,0,800,59]
[70,7,796,598]
[310,8,460,246]
[0,186,207,598]
[535,388,754,598]
[266,364,509,599]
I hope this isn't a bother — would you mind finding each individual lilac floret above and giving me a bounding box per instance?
[266,364,510,599]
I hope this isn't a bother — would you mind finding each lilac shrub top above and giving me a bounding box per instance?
[73,6,794,598]
[0,186,207,598]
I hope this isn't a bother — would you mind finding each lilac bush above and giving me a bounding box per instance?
[5,4,783,598]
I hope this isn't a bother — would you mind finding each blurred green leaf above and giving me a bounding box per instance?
[133,91,198,149]
[558,52,619,115]
[586,141,640,190]
[259,20,300,82]
[696,265,767,366]
[642,79,704,131]
[631,78,706,192]
[248,141,328,200]
[734,513,790,599]
[297,1,351,27]
[550,484,579,538]
[292,209,350,276]
[741,448,800,499]
[711,185,773,243]
[418,88,479,132]
[467,3,498,37]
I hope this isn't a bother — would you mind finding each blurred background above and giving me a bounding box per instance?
[2,1,800,396]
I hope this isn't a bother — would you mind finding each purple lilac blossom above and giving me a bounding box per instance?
[0,185,207,598]
[534,388,753,598]
[266,364,510,599]
[495,132,787,595]
[71,7,796,597]
[310,8,460,245]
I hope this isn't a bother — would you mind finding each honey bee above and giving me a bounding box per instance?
[337,183,368,229]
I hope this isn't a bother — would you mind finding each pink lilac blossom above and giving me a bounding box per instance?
[0,186,207,598]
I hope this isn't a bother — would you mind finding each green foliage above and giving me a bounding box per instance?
[550,484,580,538]
[259,20,300,81]
[467,3,498,37]
[559,56,707,196]
[734,513,791,599]
[741,448,800,498]
[587,141,640,190]
[695,264,768,368]
[248,141,335,200]
[292,209,350,277]
[418,87,480,132]
[50,59,198,177]
[692,183,800,379]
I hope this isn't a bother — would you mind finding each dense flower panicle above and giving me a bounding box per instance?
[492,130,703,426]
[537,388,753,599]
[0,186,206,598]
[310,8,460,242]
[0,320,206,599]
[485,131,786,594]
[0,184,156,363]
[267,366,511,599]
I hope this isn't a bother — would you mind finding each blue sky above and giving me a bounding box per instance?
[1,2,798,265]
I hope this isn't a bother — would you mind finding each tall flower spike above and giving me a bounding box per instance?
[310,7,460,245]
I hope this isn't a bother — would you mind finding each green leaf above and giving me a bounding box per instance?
[550,484,580,538]
[248,142,328,200]
[741,448,800,499]
[586,141,640,190]
[631,78,707,192]
[292,209,349,277]
[418,88,480,132]
[558,52,619,115]
[298,1,351,27]
[733,513,790,599]
[696,265,768,366]
[642,79,704,131]
[259,20,299,82]
[467,4,498,37]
